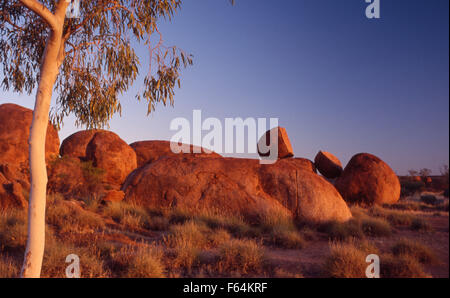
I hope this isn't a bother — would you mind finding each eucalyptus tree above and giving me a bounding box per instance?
[0,0,193,277]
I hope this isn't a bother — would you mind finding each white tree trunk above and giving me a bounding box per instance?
[21,31,64,278]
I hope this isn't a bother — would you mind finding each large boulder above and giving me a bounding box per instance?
[258,161,352,223]
[257,127,294,160]
[86,131,137,186]
[314,151,343,179]
[59,130,137,186]
[0,172,27,210]
[0,103,60,166]
[123,156,351,223]
[130,140,222,168]
[335,153,401,206]
[0,163,30,191]
[60,130,101,160]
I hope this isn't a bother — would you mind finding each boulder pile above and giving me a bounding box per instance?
[0,103,60,210]
[0,103,401,220]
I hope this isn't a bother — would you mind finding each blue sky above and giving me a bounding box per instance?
[1,0,448,174]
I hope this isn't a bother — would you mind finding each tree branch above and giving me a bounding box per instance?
[19,0,58,31]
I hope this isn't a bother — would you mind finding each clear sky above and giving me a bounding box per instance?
[1,0,449,175]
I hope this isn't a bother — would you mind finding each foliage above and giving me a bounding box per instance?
[0,0,193,128]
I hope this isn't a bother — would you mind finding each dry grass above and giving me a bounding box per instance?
[268,228,305,249]
[391,239,437,264]
[320,219,364,240]
[163,220,211,272]
[208,229,232,247]
[41,234,109,278]
[381,254,429,278]
[102,201,150,230]
[217,238,265,275]
[273,267,303,278]
[47,198,105,234]
[164,220,210,249]
[123,246,165,278]
[0,255,20,278]
[324,240,368,278]
[410,218,432,231]
[0,209,28,251]
[360,217,392,237]
[369,205,416,226]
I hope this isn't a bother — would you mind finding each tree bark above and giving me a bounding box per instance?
[21,30,64,278]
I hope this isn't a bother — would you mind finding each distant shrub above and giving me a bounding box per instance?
[420,195,438,205]
[400,180,425,197]
[410,218,432,232]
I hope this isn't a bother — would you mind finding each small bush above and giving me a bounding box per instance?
[420,195,438,205]
[208,229,232,247]
[361,217,392,237]
[195,209,256,237]
[323,240,367,278]
[391,239,437,264]
[164,220,210,249]
[80,161,105,186]
[269,228,305,249]
[123,246,165,278]
[145,216,170,231]
[217,239,265,275]
[320,219,364,240]
[0,209,28,251]
[102,201,149,229]
[257,204,296,233]
[47,199,105,234]
[410,218,432,231]
[163,221,211,271]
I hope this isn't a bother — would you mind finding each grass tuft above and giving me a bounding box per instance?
[391,239,437,264]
